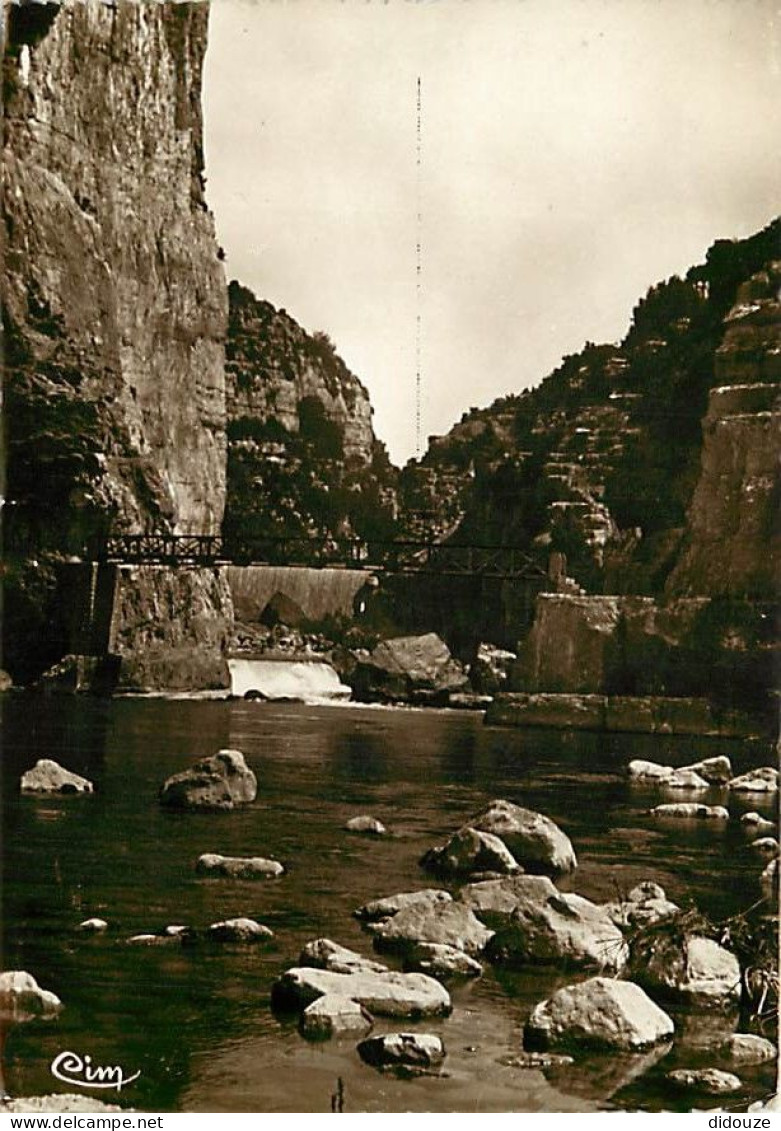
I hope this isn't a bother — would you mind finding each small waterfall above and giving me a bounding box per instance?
[227,658,352,703]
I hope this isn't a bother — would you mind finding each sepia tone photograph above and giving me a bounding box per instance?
[1,0,779,1115]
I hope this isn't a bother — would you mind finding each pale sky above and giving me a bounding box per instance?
[203,0,780,465]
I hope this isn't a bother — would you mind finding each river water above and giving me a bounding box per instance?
[1,696,777,1113]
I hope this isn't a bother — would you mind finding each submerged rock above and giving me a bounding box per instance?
[524,976,674,1052]
[420,826,519,878]
[373,901,495,957]
[741,812,775,833]
[20,759,93,795]
[355,889,453,923]
[650,803,729,820]
[196,852,284,878]
[501,1052,574,1070]
[666,1068,742,1095]
[469,799,577,874]
[345,815,387,836]
[300,993,373,1039]
[722,1034,777,1064]
[159,749,257,811]
[272,966,451,1018]
[729,767,778,793]
[357,1032,446,1071]
[0,971,63,1019]
[640,936,741,1003]
[403,943,483,978]
[208,918,274,943]
[487,890,628,973]
[299,938,387,974]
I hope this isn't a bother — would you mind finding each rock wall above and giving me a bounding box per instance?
[3,1,227,549]
[666,264,780,599]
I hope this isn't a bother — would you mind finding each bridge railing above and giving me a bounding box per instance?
[98,532,547,579]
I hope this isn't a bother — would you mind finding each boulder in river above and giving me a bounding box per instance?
[639,935,741,1003]
[0,971,63,1019]
[628,759,674,782]
[272,966,451,1018]
[300,994,373,1039]
[196,852,284,878]
[78,918,108,933]
[679,756,732,785]
[159,749,257,810]
[722,1034,777,1064]
[299,938,387,975]
[741,812,775,833]
[524,976,674,1052]
[650,803,729,820]
[487,890,628,973]
[345,815,387,836]
[355,889,453,923]
[468,799,577,874]
[20,759,93,795]
[403,943,483,978]
[350,633,469,703]
[420,826,519,878]
[458,874,558,927]
[208,918,274,943]
[729,767,778,793]
[666,1068,742,1095]
[748,837,779,860]
[357,1032,446,1071]
[372,900,495,957]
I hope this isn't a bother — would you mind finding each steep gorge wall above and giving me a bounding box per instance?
[3,1,227,548]
[2,1,232,687]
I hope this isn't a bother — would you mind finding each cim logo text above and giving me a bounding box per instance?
[51,1050,140,1091]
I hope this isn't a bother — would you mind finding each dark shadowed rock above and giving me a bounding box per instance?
[299,938,387,974]
[748,837,779,860]
[300,993,373,1039]
[271,966,451,1018]
[196,852,284,878]
[345,815,387,836]
[469,799,577,874]
[20,759,93,795]
[207,918,273,943]
[372,901,495,957]
[524,977,674,1052]
[0,971,63,1020]
[159,749,257,810]
[403,943,483,978]
[358,1032,446,1071]
[469,643,516,694]
[666,1068,742,1095]
[421,826,519,878]
[487,890,628,972]
[355,889,453,923]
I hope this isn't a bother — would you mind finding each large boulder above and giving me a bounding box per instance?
[627,760,711,789]
[729,767,778,793]
[350,633,469,703]
[271,966,451,1018]
[357,1032,446,1071]
[468,799,577,874]
[355,889,453,923]
[159,749,257,811]
[680,756,733,784]
[196,853,284,878]
[372,901,495,957]
[420,827,519,878]
[639,936,741,1003]
[298,939,387,974]
[487,890,628,973]
[524,976,674,1052]
[20,759,93,795]
[458,874,558,924]
[300,994,372,1039]
[0,971,63,1019]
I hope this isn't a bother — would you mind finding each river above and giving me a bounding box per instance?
[1,696,776,1112]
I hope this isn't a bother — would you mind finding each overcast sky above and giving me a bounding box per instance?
[203,0,780,465]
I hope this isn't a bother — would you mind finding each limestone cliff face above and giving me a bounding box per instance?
[3,1,228,549]
[223,281,397,549]
[666,264,780,598]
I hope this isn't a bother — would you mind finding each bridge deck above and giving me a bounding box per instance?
[98,533,548,580]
